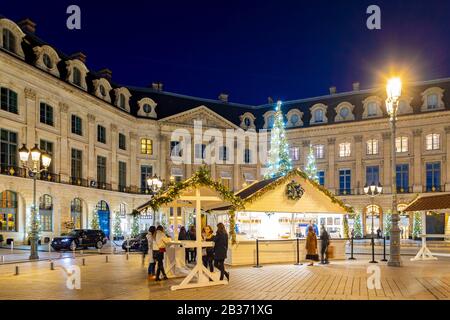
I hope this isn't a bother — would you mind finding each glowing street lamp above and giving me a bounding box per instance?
[147,174,163,193]
[18,144,52,260]
[385,77,402,267]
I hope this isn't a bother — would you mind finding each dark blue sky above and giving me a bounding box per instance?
[2,0,450,104]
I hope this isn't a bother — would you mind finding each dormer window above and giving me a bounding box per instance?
[113,87,131,112]
[2,29,15,53]
[267,115,275,128]
[263,111,276,129]
[137,98,157,118]
[240,112,256,130]
[99,85,106,97]
[427,94,438,109]
[362,96,383,119]
[93,78,112,102]
[73,67,82,87]
[367,102,377,116]
[33,45,60,77]
[0,18,25,59]
[286,109,303,128]
[244,118,251,127]
[335,102,355,122]
[310,104,328,125]
[65,59,88,90]
[315,109,324,122]
[119,94,126,109]
[43,53,53,69]
[421,87,444,111]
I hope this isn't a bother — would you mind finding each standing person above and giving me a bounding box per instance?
[202,225,214,272]
[305,225,318,266]
[154,225,171,281]
[319,225,330,264]
[178,226,189,264]
[213,223,229,281]
[146,226,156,280]
[188,225,197,263]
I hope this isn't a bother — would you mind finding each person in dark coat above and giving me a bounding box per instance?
[213,223,229,281]
[319,225,330,264]
[187,225,197,263]
[178,226,189,263]
[202,225,214,272]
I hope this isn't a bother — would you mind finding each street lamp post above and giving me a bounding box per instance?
[386,77,402,267]
[18,144,52,260]
[363,183,383,263]
[147,174,163,225]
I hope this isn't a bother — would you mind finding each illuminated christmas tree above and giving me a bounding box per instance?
[412,212,422,239]
[264,100,292,178]
[304,144,318,182]
[90,209,100,230]
[353,213,362,238]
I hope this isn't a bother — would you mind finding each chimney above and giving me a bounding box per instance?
[18,18,36,34]
[218,93,229,102]
[97,68,112,81]
[268,96,274,104]
[352,82,360,91]
[329,86,337,95]
[70,52,87,64]
[151,82,163,91]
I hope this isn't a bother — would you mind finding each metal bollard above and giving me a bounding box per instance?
[14,265,19,276]
[126,253,129,260]
[381,237,388,262]
[105,255,109,263]
[348,235,356,260]
[11,241,14,253]
[50,261,54,270]
[253,239,262,268]
[1,256,4,264]
[82,258,86,266]
[294,238,302,265]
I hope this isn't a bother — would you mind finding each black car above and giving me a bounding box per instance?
[51,229,107,251]
[121,232,148,252]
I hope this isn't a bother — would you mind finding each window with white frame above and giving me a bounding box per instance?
[367,102,377,117]
[427,94,438,109]
[366,139,379,155]
[315,109,324,122]
[314,144,324,159]
[289,147,300,161]
[426,133,440,150]
[396,136,408,153]
[339,142,351,157]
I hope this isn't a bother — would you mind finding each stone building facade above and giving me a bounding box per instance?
[0,16,449,243]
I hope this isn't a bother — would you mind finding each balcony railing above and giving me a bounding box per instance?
[93,181,112,191]
[424,185,445,193]
[397,186,413,194]
[69,177,89,187]
[0,165,27,178]
[338,189,354,196]
[39,171,61,183]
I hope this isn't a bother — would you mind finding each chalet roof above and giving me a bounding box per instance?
[403,193,450,212]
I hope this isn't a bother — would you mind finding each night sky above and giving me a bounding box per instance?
[2,0,450,105]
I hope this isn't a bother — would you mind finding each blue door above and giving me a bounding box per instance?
[96,201,110,238]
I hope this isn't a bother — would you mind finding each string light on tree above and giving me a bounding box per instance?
[265,100,292,178]
[304,144,318,182]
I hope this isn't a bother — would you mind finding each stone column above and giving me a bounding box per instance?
[354,135,363,194]
[130,132,138,188]
[87,114,96,181]
[159,134,167,179]
[445,126,450,191]
[59,103,69,182]
[24,88,36,147]
[327,138,336,192]
[382,132,392,193]
[233,162,240,191]
[110,124,118,188]
[413,129,422,192]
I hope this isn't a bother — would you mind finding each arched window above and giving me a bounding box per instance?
[119,94,126,109]
[0,190,17,231]
[2,29,16,53]
[315,109,324,122]
[73,67,82,87]
[39,194,53,232]
[367,102,377,116]
[71,198,83,229]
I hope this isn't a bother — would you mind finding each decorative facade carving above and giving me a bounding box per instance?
[24,88,36,99]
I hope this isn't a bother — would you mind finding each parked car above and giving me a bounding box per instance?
[51,229,107,251]
[121,232,148,252]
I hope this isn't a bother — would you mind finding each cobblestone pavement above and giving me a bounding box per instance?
[0,253,449,300]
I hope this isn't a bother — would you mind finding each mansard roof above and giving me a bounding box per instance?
[3,15,450,130]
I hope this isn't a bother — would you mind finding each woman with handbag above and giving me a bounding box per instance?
[305,225,318,266]
[154,225,171,281]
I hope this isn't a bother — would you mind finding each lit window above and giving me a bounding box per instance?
[289,147,300,161]
[39,194,53,232]
[314,145,324,159]
[339,142,351,157]
[426,134,440,150]
[427,94,438,109]
[140,138,153,155]
[366,139,378,155]
[367,102,377,116]
[395,136,408,153]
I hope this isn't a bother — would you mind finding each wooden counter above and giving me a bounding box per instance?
[225,239,348,266]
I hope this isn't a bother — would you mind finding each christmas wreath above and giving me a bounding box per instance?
[286,180,304,200]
